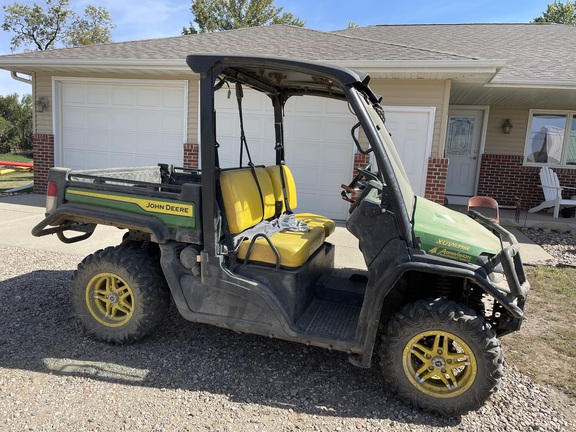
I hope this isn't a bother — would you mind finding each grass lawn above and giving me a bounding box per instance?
[0,153,34,192]
[0,152,33,163]
[502,266,576,398]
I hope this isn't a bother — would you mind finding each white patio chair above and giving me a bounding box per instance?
[528,166,576,218]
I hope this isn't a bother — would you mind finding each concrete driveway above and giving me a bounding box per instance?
[0,193,553,266]
[0,193,125,257]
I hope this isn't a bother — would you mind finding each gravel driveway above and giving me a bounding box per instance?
[1,245,574,432]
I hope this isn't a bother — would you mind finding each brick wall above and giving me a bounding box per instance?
[183,143,199,169]
[477,154,576,209]
[32,134,54,194]
[424,157,449,204]
[353,152,371,176]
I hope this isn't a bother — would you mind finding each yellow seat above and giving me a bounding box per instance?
[219,167,276,235]
[236,226,325,267]
[265,165,335,237]
[295,213,336,236]
[219,167,325,268]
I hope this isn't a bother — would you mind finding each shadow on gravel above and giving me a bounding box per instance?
[0,270,461,429]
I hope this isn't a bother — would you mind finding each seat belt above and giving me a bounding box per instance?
[278,165,293,216]
[236,83,265,222]
[215,169,238,269]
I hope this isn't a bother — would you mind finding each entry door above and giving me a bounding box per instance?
[445,110,484,201]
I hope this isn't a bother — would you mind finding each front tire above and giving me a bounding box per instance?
[71,244,170,344]
[380,298,503,416]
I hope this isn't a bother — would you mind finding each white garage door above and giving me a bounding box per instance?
[57,79,187,170]
[214,89,435,219]
[378,107,436,197]
[215,89,356,220]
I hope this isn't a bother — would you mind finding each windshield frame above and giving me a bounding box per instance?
[346,86,415,246]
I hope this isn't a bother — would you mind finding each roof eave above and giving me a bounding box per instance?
[486,77,576,90]
[0,57,506,81]
[0,58,190,74]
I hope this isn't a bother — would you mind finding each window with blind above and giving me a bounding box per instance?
[524,111,576,167]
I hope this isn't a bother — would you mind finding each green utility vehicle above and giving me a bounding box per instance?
[33,55,530,416]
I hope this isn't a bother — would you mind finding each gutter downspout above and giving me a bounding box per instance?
[10,71,32,84]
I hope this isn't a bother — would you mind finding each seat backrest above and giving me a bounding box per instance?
[219,167,276,234]
[265,165,298,212]
[540,166,560,202]
[467,195,499,223]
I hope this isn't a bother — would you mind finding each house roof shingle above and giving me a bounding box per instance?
[1,25,469,63]
[334,23,576,83]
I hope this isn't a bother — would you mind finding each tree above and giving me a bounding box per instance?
[0,94,33,153]
[533,1,576,25]
[182,0,304,35]
[2,0,115,51]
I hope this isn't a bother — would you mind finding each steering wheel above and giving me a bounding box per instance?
[341,164,377,203]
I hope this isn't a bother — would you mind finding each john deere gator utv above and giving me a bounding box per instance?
[32,54,530,416]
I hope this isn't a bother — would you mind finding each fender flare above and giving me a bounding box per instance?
[351,257,523,368]
[31,203,170,243]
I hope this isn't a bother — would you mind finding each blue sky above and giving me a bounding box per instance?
[0,0,553,97]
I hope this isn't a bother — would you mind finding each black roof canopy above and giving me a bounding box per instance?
[187,54,371,99]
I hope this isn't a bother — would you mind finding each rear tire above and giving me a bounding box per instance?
[71,244,170,344]
[380,298,503,416]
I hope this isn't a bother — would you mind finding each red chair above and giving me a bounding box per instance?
[467,196,499,224]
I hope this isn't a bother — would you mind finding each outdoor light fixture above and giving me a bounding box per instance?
[35,96,49,112]
[502,118,513,134]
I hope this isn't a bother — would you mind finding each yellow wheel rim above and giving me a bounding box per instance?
[85,272,135,328]
[402,330,477,398]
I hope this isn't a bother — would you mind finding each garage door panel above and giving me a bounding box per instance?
[136,88,164,107]
[85,130,111,151]
[286,117,324,140]
[162,112,184,132]
[297,191,347,220]
[64,150,86,169]
[62,129,86,150]
[162,88,186,108]
[135,110,164,132]
[60,80,186,170]
[62,84,86,104]
[84,151,112,169]
[87,86,110,105]
[63,106,85,125]
[111,87,135,106]
[290,95,325,113]
[111,111,136,130]
[160,134,185,153]
[324,119,353,141]
[85,109,111,129]
[110,132,136,153]
[217,112,238,137]
[326,101,352,115]
[136,133,162,155]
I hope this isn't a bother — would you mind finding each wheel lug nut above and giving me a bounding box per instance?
[437,350,443,355]
[426,354,432,359]
[428,366,434,371]
[441,368,447,373]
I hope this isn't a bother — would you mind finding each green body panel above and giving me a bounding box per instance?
[413,198,501,264]
[65,187,195,229]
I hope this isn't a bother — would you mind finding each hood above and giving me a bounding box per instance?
[413,197,501,264]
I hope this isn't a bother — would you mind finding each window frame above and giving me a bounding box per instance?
[523,109,576,168]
